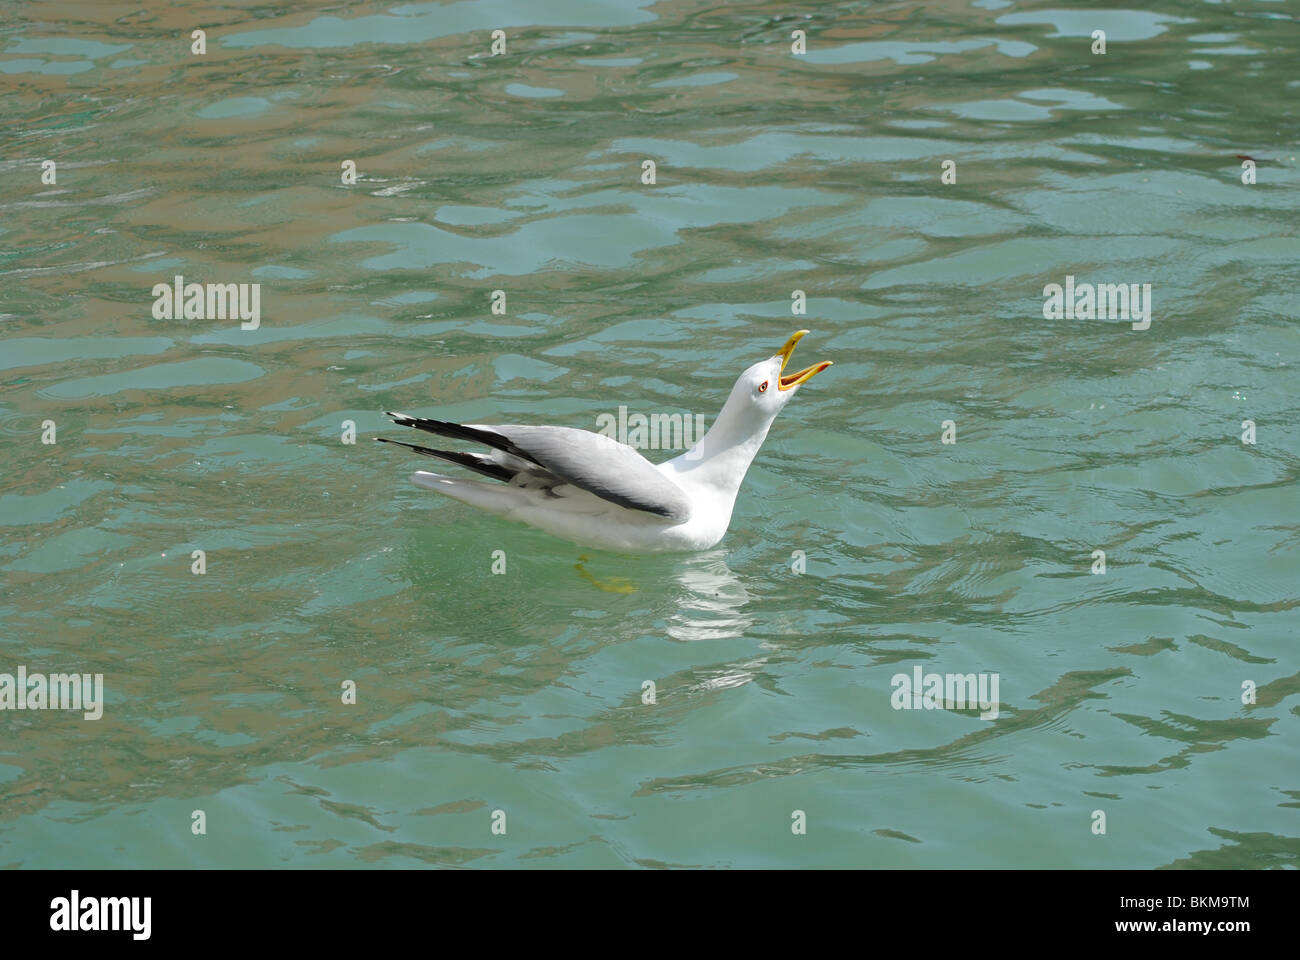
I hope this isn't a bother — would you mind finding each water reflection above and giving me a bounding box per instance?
[665,550,754,643]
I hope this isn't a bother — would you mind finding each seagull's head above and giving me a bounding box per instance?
[732,330,832,419]
[680,330,832,475]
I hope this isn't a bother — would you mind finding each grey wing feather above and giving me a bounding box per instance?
[485,425,693,522]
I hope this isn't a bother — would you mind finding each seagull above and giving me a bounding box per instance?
[376,330,832,553]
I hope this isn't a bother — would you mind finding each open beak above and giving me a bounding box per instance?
[773,330,832,391]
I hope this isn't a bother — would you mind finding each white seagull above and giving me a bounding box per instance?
[376,330,832,553]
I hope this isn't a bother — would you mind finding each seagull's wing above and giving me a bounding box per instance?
[494,424,694,521]
[380,414,693,522]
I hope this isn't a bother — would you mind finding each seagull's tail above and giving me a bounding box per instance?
[407,470,525,517]
[377,411,539,516]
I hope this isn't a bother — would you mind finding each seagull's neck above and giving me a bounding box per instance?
[665,393,776,498]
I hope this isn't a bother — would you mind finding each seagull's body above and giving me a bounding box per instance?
[377,331,832,553]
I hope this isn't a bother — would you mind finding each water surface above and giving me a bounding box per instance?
[1,0,1297,868]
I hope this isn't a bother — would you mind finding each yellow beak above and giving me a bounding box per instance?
[773,330,832,391]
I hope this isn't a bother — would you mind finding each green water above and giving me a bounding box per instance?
[1,0,1297,869]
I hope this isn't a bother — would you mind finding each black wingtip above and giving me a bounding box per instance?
[372,435,517,482]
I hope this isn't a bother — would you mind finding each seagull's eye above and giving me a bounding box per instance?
[758,381,769,393]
